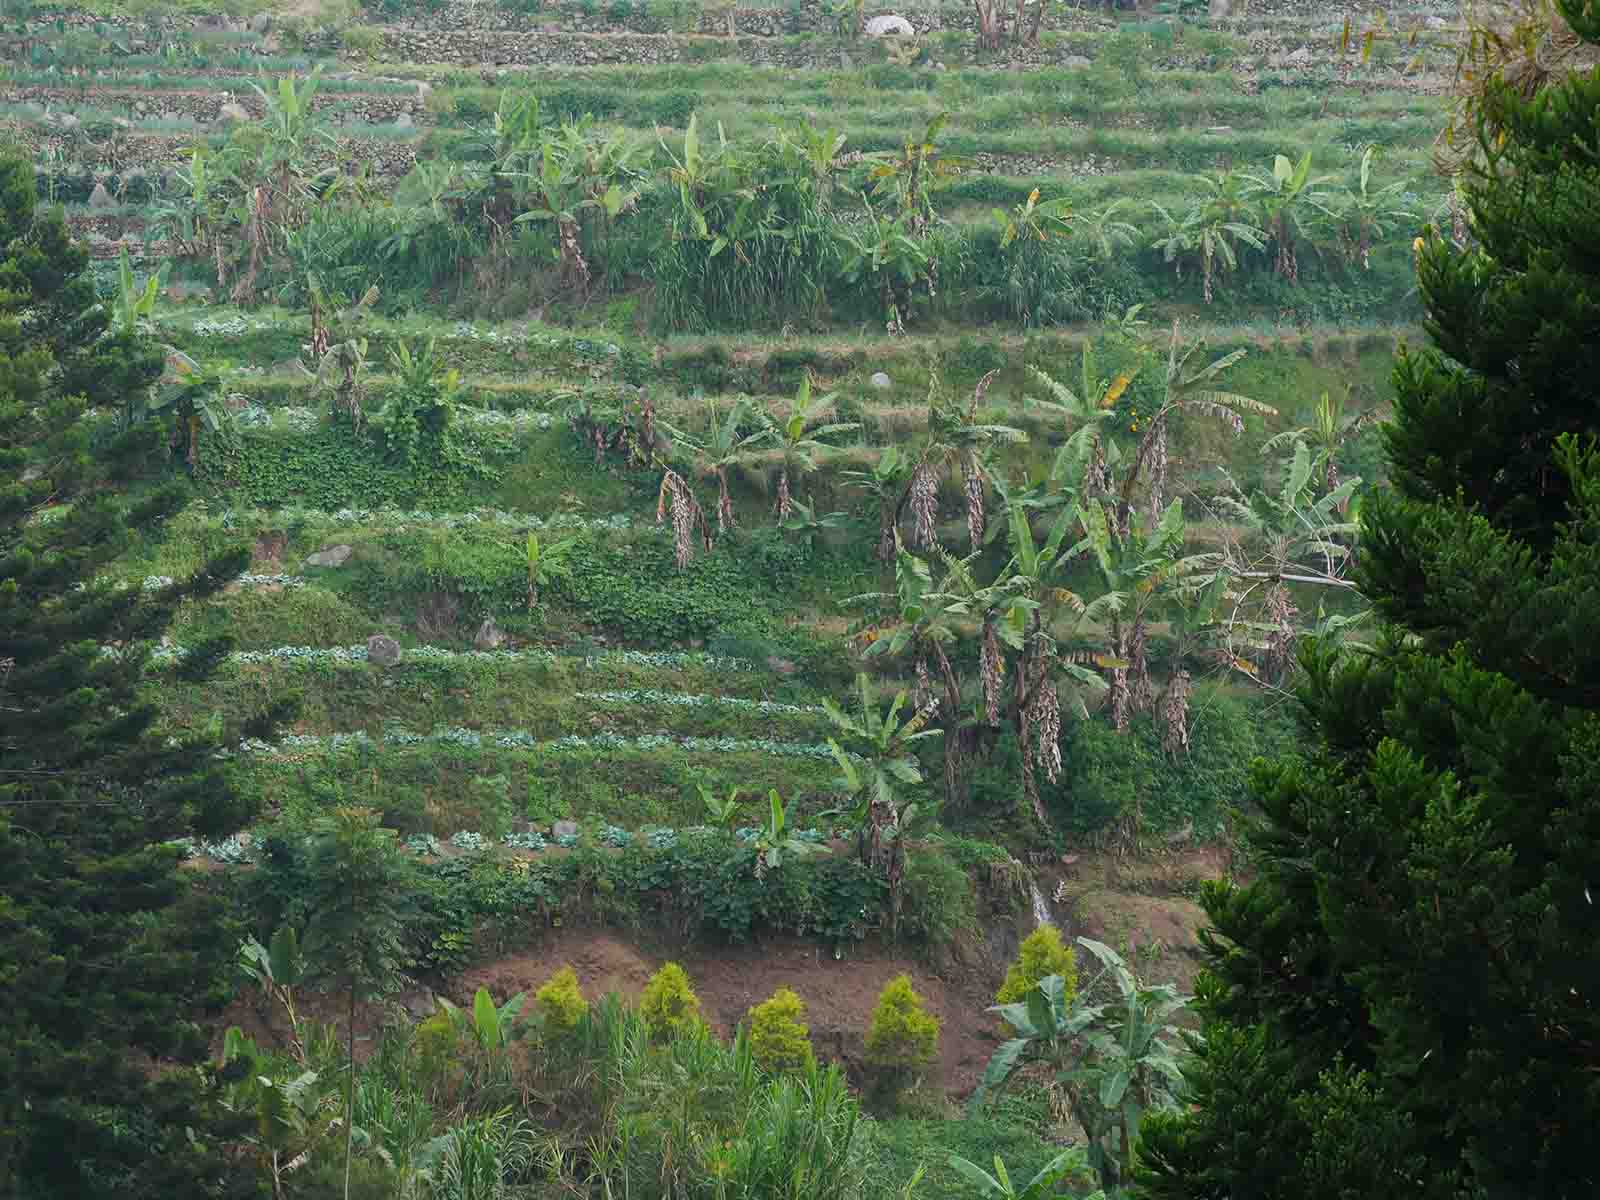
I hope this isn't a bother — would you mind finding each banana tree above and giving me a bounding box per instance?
[143,348,233,466]
[993,187,1071,248]
[867,113,968,234]
[239,926,308,1067]
[1242,150,1336,283]
[1021,355,1130,505]
[698,784,744,831]
[991,500,1118,824]
[695,396,775,532]
[299,278,379,429]
[221,1029,346,1200]
[1117,323,1277,531]
[1071,197,1141,262]
[771,372,857,519]
[822,674,941,923]
[1329,145,1419,269]
[919,368,1027,549]
[842,445,912,565]
[972,938,1190,1193]
[1257,387,1383,502]
[1081,495,1218,731]
[837,193,935,334]
[435,987,529,1051]
[521,531,576,611]
[949,1149,1102,1200]
[112,244,162,336]
[752,788,820,878]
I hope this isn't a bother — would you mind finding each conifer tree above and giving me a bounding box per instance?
[1136,11,1600,1198]
[0,149,288,1197]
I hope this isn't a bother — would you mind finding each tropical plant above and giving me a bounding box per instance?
[974,938,1190,1191]
[520,531,576,611]
[238,926,309,1067]
[994,187,1071,248]
[112,244,161,336]
[299,278,379,429]
[949,1149,1102,1200]
[752,788,821,877]
[694,396,775,531]
[842,444,912,564]
[1150,171,1266,304]
[698,783,744,831]
[1241,150,1336,282]
[656,466,714,568]
[837,194,936,334]
[220,1031,347,1200]
[1328,145,1419,269]
[772,372,857,519]
[867,113,968,234]
[922,368,1027,548]
[1258,388,1384,501]
[823,673,940,914]
[1071,198,1141,262]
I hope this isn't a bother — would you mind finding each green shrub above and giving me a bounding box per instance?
[898,849,976,949]
[748,987,815,1074]
[996,925,1078,1007]
[340,24,384,58]
[535,966,588,1031]
[640,961,703,1041]
[864,974,939,1092]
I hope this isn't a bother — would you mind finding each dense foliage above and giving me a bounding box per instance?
[1135,11,1600,1195]
[0,148,288,1197]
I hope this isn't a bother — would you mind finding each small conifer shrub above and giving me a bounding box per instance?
[996,924,1079,1006]
[865,974,940,1100]
[748,986,815,1073]
[640,961,703,1041]
[535,966,588,1032]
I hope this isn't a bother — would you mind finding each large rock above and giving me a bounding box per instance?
[366,635,402,667]
[1063,55,1092,69]
[869,371,893,391]
[474,618,504,650]
[217,101,250,124]
[553,820,579,840]
[249,12,273,33]
[865,15,915,37]
[87,181,115,210]
[305,543,352,568]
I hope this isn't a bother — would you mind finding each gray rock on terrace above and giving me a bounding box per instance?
[474,618,505,650]
[87,182,115,210]
[305,543,353,568]
[553,820,580,840]
[869,371,893,390]
[366,635,402,667]
[865,15,915,37]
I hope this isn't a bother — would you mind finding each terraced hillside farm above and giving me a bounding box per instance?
[3,0,1479,1194]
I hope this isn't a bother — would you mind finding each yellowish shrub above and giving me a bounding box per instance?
[996,925,1078,1006]
[640,962,704,1041]
[534,966,587,1032]
[865,974,940,1072]
[748,987,815,1074]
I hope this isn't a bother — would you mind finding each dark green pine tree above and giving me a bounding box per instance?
[0,150,290,1197]
[1135,11,1600,1200]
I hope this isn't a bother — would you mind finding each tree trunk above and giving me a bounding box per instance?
[1108,617,1131,731]
[344,983,354,1200]
[931,641,965,807]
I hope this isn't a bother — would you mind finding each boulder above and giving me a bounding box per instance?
[474,617,504,650]
[87,181,115,210]
[1063,54,1092,69]
[553,820,580,840]
[869,371,893,390]
[1285,46,1313,67]
[249,12,273,34]
[305,543,353,568]
[217,101,250,124]
[864,15,915,37]
[366,635,402,667]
